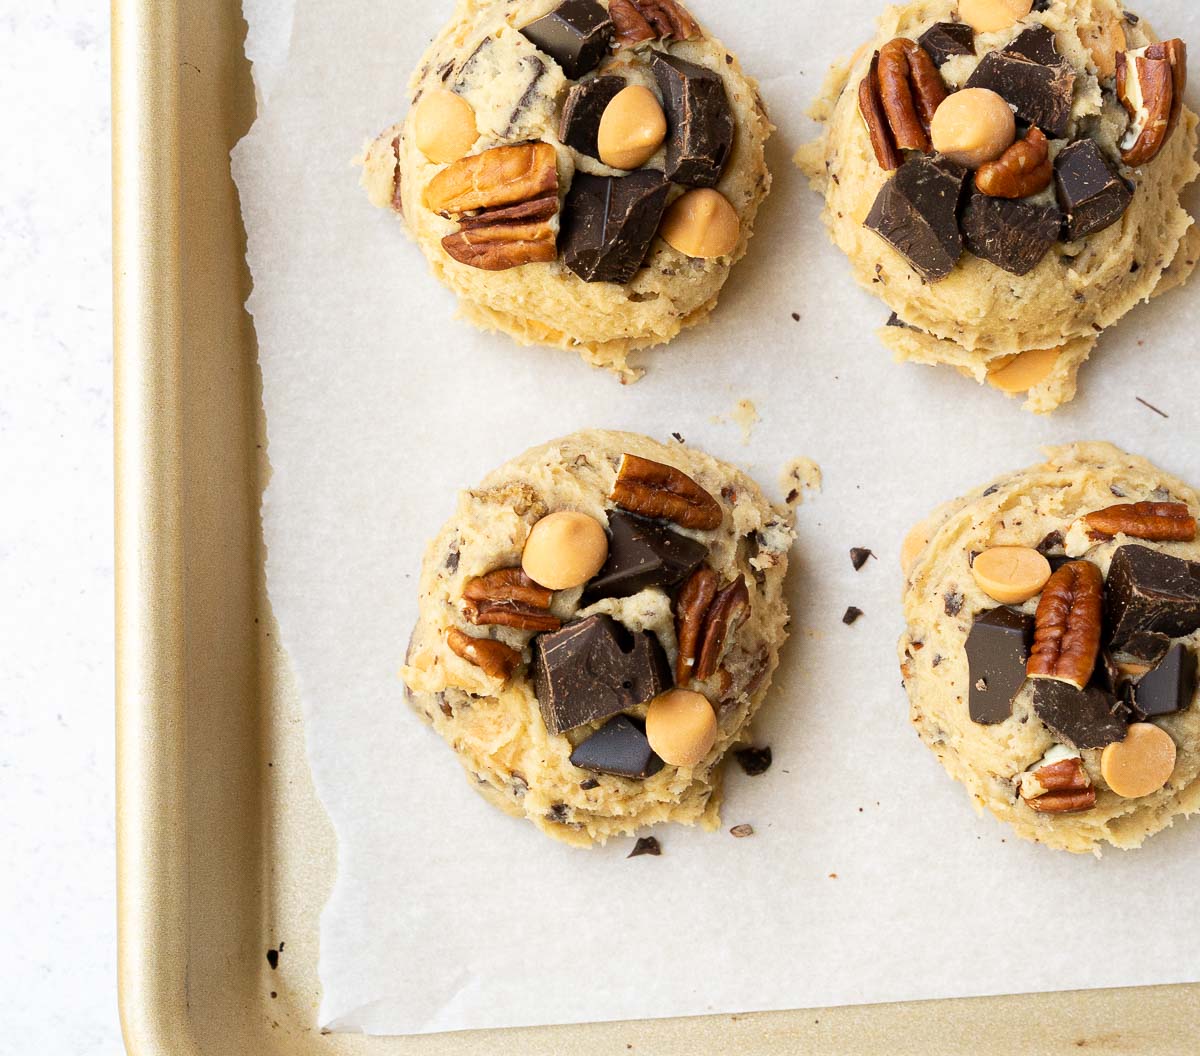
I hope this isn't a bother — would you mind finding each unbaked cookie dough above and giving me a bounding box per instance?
[797,0,1198,412]
[900,443,1200,853]
[401,430,796,845]
[361,0,772,381]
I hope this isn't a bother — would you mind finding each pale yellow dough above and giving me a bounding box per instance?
[401,430,796,846]
[797,0,1199,412]
[361,0,773,381]
[900,443,1200,853]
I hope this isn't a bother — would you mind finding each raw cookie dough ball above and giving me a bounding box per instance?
[401,430,797,846]
[796,0,1199,412]
[360,0,773,382]
[900,442,1200,853]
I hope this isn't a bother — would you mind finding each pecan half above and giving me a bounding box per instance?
[975,127,1052,198]
[877,37,947,153]
[1117,39,1187,166]
[859,52,903,171]
[1027,560,1104,690]
[609,0,699,46]
[463,567,562,631]
[695,575,751,682]
[447,627,522,680]
[610,453,723,530]
[675,564,719,684]
[441,219,556,270]
[423,142,558,216]
[1020,753,1096,814]
[1083,501,1197,542]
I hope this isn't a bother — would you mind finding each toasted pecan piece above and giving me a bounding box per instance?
[441,220,557,271]
[610,453,723,530]
[423,142,558,217]
[1084,501,1197,542]
[1027,560,1104,690]
[675,564,719,684]
[447,628,522,680]
[695,575,750,682]
[859,52,902,171]
[463,567,561,631]
[609,0,699,45]
[877,37,947,153]
[1117,39,1187,166]
[975,127,1053,198]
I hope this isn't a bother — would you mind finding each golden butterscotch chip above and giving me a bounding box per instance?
[646,689,718,767]
[930,88,1016,169]
[412,89,478,165]
[660,189,740,259]
[986,347,1059,393]
[971,546,1052,604]
[900,519,933,575]
[1102,723,1177,799]
[521,510,609,590]
[958,0,1032,34]
[597,85,667,170]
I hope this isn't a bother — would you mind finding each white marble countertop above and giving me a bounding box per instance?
[1,2,121,1052]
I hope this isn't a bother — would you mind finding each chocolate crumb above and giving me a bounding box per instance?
[730,823,754,838]
[445,547,460,572]
[734,746,772,775]
[850,547,875,571]
[1125,11,1139,24]
[671,431,685,443]
[628,836,661,858]
[579,777,599,790]
[1036,530,1064,555]
[791,312,800,322]
[266,948,280,970]
[944,591,964,617]
[843,606,864,625]
[1136,396,1169,419]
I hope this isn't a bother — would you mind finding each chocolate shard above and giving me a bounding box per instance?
[965,607,1034,724]
[532,614,672,734]
[560,171,670,283]
[651,53,735,188]
[1132,644,1198,719]
[1115,631,1172,667]
[961,190,1061,276]
[1105,545,1200,648]
[559,75,625,158]
[520,0,613,80]
[583,511,708,602]
[569,715,665,779]
[965,26,1075,138]
[1054,139,1133,241]
[918,21,976,67]
[1032,680,1128,749]
[864,156,965,282]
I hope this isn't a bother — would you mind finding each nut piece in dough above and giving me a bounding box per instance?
[522,510,609,590]
[645,688,718,766]
[958,0,1033,35]
[972,546,1052,604]
[931,88,1016,169]
[660,189,740,259]
[411,89,479,164]
[598,85,668,170]
[1101,723,1177,798]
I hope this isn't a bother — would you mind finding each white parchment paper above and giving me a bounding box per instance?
[231,0,1200,1035]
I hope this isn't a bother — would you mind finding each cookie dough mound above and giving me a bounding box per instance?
[797,0,1199,412]
[401,430,795,845]
[900,443,1200,853]
[362,0,772,381]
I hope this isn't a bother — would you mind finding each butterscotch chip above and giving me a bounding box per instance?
[645,689,718,767]
[521,510,609,590]
[930,88,1015,169]
[411,89,478,165]
[901,519,934,575]
[986,347,1059,393]
[597,85,668,170]
[972,546,1052,604]
[959,0,1033,34]
[1101,723,1177,798]
[659,189,740,259]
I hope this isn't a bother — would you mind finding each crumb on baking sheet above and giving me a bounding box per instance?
[780,457,823,506]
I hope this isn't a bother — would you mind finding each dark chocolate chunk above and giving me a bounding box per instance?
[1053,139,1133,241]
[559,75,625,158]
[918,21,975,67]
[520,0,613,79]
[965,26,1075,137]
[532,614,672,734]
[628,836,662,857]
[570,715,665,779]
[579,777,600,790]
[651,53,735,187]
[1105,545,1200,648]
[850,547,876,571]
[582,511,708,602]
[1115,631,1172,667]
[961,191,1061,276]
[864,157,965,282]
[965,607,1034,724]
[1132,644,1198,719]
[944,590,964,617]
[1036,530,1064,556]
[734,746,772,776]
[1032,680,1128,749]
[843,606,864,625]
[886,311,920,330]
[560,171,670,284]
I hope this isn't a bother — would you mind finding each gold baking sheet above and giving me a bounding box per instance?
[112,0,1198,1051]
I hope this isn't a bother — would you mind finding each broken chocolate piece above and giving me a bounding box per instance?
[965,607,1034,724]
[651,52,735,187]
[520,0,613,79]
[560,171,671,283]
[918,21,975,67]
[1115,631,1173,667]
[1054,139,1133,241]
[1032,680,1127,749]
[1133,644,1198,719]
[843,606,864,625]
[1105,545,1200,647]
[961,191,1061,276]
[734,745,772,776]
[966,26,1075,138]
[850,547,875,571]
[532,614,672,734]
[864,156,965,282]
[569,715,665,779]
[582,511,708,602]
[628,835,662,857]
[559,75,625,158]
